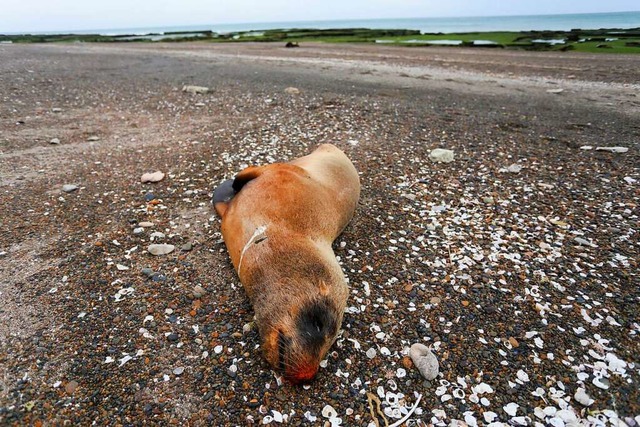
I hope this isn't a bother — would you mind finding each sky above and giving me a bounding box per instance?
[1,0,638,33]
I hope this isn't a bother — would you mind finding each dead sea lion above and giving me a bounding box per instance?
[213,144,360,382]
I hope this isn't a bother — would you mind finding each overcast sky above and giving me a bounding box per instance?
[2,0,638,33]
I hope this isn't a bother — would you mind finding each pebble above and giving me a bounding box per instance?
[167,333,179,342]
[192,285,206,298]
[144,192,156,201]
[133,227,144,234]
[51,108,63,113]
[546,88,564,94]
[182,85,210,94]
[148,244,175,255]
[62,184,78,193]
[65,380,78,395]
[87,136,100,141]
[501,164,522,173]
[150,231,166,240]
[49,138,60,144]
[285,87,300,95]
[141,171,165,183]
[181,242,193,251]
[428,148,455,163]
[409,343,439,380]
[139,221,154,227]
[141,268,154,277]
[173,367,184,376]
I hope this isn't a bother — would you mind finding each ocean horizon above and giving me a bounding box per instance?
[7,11,640,36]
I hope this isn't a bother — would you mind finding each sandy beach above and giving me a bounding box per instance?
[1,42,639,425]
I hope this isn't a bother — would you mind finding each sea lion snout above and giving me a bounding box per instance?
[262,296,342,383]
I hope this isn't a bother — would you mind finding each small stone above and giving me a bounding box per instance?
[141,268,154,277]
[62,184,78,193]
[173,367,185,376]
[116,264,129,271]
[65,380,78,395]
[150,231,166,240]
[182,85,210,94]
[410,343,439,380]
[430,296,441,305]
[574,237,596,247]
[133,227,144,234]
[49,138,60,145]
[138,222,154,227]
[181,242,193,252]
[546,88,564,94]
[366,348,377,359]
[501,164,522,173]
[167,333,179,342]
[508,337,519,348]
[51,108,63,113]
[148,244,175,255]
[428,148,455,163]
[87,136,100,141]
[193,285,206,298]
[284,87,300,95]
[144,193,156,201]
[141,171,165,183]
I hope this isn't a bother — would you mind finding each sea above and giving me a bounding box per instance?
[14,11,640,36]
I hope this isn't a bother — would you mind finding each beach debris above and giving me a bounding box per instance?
[284,87,300,95]
[574,237,597,247]
[141,171,165,183]
[192,285,206,298]
[147,244,175,256]
[579,145,593,150]
[574,388,594,406]
[624,176,637,184]
[428,148,455,163]
[409,343,439,380]
[595,146,628,153]
[62,184,78,193]
[546,88,564,94]
[87,135,100,141]
[49,137,60,145]
[182,85,210,94]
[500,164,522,173]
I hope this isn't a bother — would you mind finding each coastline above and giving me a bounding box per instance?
[0,42,638,425]
[2,25,640,53]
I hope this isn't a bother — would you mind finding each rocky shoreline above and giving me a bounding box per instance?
[0,43,638,425]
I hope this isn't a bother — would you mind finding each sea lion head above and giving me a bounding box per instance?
[253,277,347,383]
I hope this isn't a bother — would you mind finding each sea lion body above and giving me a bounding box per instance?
[213,144,360,382]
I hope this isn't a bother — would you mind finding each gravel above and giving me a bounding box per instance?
[0,42,638,426]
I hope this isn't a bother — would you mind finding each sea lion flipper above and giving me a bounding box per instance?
[213,179,236,217]
[232,165,265,192]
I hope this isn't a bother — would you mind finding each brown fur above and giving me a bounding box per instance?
[214,144,360,382]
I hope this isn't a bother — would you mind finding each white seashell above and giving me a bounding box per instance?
[574,388,594,406]
[548,417,564,427]
[262,415,273,424]
[322,405,337,419]
[517,370,530,382]
[453,388,465,399]
[409,343,439,380]
[593,377,610,390]
[503,402,519,416]
[543,406,557,417]
[271,411,283,423]
[441,394,452,402]
[481,397,490,406]
[435,385,447,396]
[366,348,377,359]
